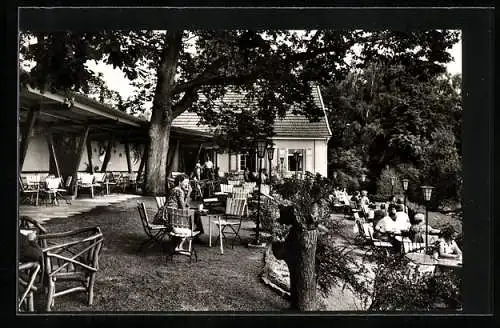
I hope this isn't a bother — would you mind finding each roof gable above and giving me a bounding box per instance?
[172,85,332,138]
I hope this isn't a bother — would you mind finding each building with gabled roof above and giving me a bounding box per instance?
[172,85,332,177]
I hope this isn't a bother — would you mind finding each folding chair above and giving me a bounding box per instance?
[38,226,104,311]
[41,177,65,206]
[363,223,393,255]
[19,176,40,206]
[165,207,199,263]
[136,202,169,254]
[215,183,233,196]
[209,197,247,254]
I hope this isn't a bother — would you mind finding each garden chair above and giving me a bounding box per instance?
[41,177,65,206]
[215,183,233,196]
[18,261,41,312]
[362,223,393,255]
[78,173,96,198]
[137,202,169,254]
[37,226,104,311]
[401,238,426,254]
[19,176,40,206]
[92,172,107,195]
[165,207,199,263]
[227,180,241,186]
[155,196,166,210]
[209,197,247,254]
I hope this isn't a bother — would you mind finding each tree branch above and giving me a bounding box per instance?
[172,43,346,95]
[172,89,198,118]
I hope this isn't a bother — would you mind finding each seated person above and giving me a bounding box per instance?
[374,204,399,241]
[410,213,441,243]
[436,226,462,260]
[394,204,411,233]
[366,203,377,221]
[155,174,204,248]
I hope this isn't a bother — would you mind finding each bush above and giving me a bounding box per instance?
[368,253,462,311]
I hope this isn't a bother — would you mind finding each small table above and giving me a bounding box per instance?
[405,253,438,266]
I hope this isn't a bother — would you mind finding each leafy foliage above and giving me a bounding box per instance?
[367,253,462,311]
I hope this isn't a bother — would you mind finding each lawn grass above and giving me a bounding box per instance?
[32,197,289,312]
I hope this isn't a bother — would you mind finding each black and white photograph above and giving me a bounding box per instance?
[15,7,492,314]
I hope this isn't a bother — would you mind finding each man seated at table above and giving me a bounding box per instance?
[436,226,462,261]
[394,204,411,234]
[410,213,441,243]
[374,204,399,241]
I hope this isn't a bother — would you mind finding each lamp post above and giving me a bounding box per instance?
[252,137,268,246]
[293,151,300,178]
[267,144,275,184]
[279,158,284,178]
[402,178,409,213]
[420,185,434,253]
[390,176,396,196]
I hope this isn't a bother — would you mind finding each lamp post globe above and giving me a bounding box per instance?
[402,178,409,212]
[420,185,434,253]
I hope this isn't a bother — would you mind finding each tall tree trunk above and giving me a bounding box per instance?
[143,30,183,196]
[284,226,318,311]
[273,222,319,310]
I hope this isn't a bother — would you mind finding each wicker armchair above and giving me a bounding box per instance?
[38,226,104,311]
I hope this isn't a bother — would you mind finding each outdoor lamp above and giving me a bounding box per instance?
[420,185,435,253]
[333,171,338,179]
[402,178,409,191]
[361,173,366,182]
[251,136,268,247]
[402,178,409,213]
[267,145,275,178]
[390,176,396,195]
[256,138,267,159]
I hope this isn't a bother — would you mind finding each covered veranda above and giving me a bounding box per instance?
[19,86,218,201]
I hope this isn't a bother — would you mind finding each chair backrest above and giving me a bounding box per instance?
[225,197,247,217]
[243,182,256,190]
[260,184,270,196]
[38,226,103,278]
[155,196,166,209]
[80,173,94,185]
[26,175,40,186]
[220,184,233,193]
[166,207,195,230]
[402,239,426,254]
[64,176,73,188]
[137,202,155,236]
[361,223,372,239]
[93,173,106,183]
[45,177,62,190]
[227,180,241,186]
[231,191,249,200]
[129,172,138,182]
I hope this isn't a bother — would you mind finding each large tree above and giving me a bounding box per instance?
[19,30,359,195]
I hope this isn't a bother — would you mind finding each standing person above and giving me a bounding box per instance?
[243,167,251,182]
[395,204,411,233]
[202,156,214,180]
[193,161,202,180]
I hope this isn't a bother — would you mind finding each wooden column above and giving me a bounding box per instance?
[71,126,90,196]
[19,106,40,170]
[46,132,61,178]
[100,134,114,172]
[137,145,147,177]
[166,139,180,176]
[124,142,132,173]
[86,138,94,173]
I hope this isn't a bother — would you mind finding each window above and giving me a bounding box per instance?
[287,149,304,172]
[239,154,247,171]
